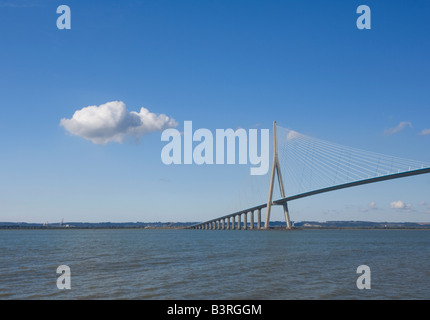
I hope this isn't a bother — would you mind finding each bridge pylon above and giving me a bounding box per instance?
[264,121,292,230]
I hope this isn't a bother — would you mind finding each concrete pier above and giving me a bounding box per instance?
[257,208,261,229]
[190,203,272,230]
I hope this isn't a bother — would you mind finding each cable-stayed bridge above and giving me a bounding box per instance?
[189,122,430,230]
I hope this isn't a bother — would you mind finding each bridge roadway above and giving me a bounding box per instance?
[189,167,430,230]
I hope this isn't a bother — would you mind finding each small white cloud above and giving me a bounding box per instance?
[418,201,430,214]
[420,129,430,135]
[384,121,412,136]
[390,200,412,210]
[60,101,177,144]
[361,201,378,212]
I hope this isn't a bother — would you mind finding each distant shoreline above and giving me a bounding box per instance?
[2,227,430,230]
[1,220,430,230]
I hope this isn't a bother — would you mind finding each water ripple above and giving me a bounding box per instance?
[0,229,429,299]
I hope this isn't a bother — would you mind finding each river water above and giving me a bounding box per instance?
[0,228,429,299]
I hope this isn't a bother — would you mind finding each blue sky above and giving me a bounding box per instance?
[0,0,429,223]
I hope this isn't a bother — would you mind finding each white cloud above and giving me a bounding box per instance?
[361,201,378,212]
[60,101,177,144]
[390,200,412,210]
[420,129,430,135]
[384,121,412,136]
[419,201,430,214]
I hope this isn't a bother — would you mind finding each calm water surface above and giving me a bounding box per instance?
[0,229,429,299]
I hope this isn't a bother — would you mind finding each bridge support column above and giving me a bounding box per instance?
[257,208,261,229]
[221,219,225,230]
[237,214,241,230]
[243,212,247,230]
[232,216,235,230]
[250,211,254,230]
[283,203,291,230]
[265,121,291,229]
